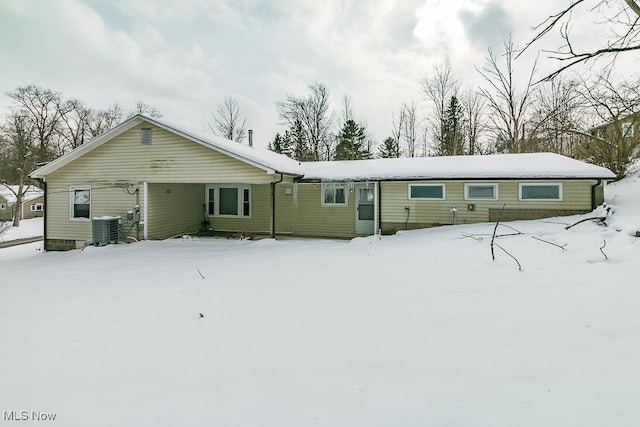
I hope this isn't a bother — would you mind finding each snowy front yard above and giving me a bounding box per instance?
[0,217,43,243]
[1,174,639,426]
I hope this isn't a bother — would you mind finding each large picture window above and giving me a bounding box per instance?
[206,185,251,217]
[70,186,91,220]
[321,183,347,206]
[519,183,562,201]
[408,184,445,200]
[464,183,498,200]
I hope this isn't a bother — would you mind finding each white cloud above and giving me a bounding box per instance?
[0,0,638,150]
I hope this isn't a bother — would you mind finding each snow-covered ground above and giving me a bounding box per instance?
[0,171,639,426]
[0,217,44,243]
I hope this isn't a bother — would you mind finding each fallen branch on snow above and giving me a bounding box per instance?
[600,240,608,260]
[564,216,608,230]
[531,235,567,250]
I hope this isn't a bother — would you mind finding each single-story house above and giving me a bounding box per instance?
[0,185,45,221]
[31,114,616,251]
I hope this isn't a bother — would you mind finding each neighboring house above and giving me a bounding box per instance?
[590,112,640,140]
[31,115,615,251]
[0,185,45,221]
[0,194,11,222]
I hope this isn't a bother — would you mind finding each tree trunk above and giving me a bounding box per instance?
[12,183,24,227]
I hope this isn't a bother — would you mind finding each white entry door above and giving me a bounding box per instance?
[355,185,375,234]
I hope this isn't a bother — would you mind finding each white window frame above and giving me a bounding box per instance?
[69,185,91,221]
[464,183,499,201]
[30,203,44,212]
[0,203,5,210]
[519,182,563,201]
[622,122,634,137]
[408,183,446,200]
[321,183,348,207]
[205,184,251,218]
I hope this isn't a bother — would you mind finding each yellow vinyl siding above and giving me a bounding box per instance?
[147,184,204,239]
[289,183,356,237]
[210,185,271,233]
[50,124,275,184]
[45,177,140,242]
[381,180,597,229]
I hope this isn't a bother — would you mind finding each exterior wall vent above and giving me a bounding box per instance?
[92,216,120,246]
[141,127,152,144]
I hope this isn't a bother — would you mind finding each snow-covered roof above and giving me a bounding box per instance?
[31,115,304,178]
[30,115,615,182]
[300,153,616,181]
[0,186,44,204]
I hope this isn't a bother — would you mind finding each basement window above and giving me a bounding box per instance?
[206,184,251,218]
[519,183,562,201]
[464,183,498,200]
[70,186,91,220]
[141,127,152,144]
[321,183,347,207]
[408,184,445,200]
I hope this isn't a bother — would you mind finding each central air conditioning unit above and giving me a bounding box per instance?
[92,216,120,246]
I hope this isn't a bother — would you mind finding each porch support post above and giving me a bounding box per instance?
[143,181,149,240]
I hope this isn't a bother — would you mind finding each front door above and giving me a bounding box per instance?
[355,185,375,234]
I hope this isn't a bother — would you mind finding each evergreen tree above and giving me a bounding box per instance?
[436,96,466,156]
[378,136,402,158]
[335,119,370,160]
[289,118,314,161]
[268,133,286,153]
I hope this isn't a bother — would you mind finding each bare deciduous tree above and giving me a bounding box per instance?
[205,97,249,143]
[529,77,584,156]
[276,83,335,161]
[401,101,421,157]
[422,61,458,155]
[460,90,487,155]
[87,104,123,138]
[6,85,65,162]
[0,111,38,227]
[58,99,92,152]
[477,36,539,153]
[130,100,162,118]
[573,71,640,178]
[523,0,640,80]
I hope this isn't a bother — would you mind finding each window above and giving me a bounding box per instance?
[0,203,5,210]
[408,184,445,200]
[70,186,91,220]
[141,127,152,144]
[30,203,44,212]
[321,183,347,206]
[622,122,634,137]
[464,183,498,200]
[519,183,562,201]
[206,184,251,217]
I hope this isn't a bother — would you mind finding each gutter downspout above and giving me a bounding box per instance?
[270,174,284,239]
[591,179,603,210]
[143,181,149,240]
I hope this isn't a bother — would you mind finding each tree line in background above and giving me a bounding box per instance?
[0,85,162,225]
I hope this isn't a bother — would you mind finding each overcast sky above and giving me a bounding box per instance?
[1,0,638,149]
